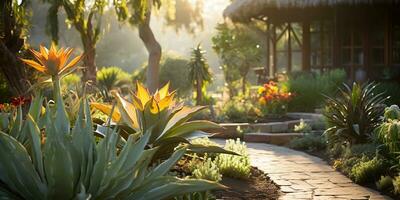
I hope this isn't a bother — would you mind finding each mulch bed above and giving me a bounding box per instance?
[213,167,280,200]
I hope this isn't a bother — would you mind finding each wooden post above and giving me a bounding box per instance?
[266,22,271,77]
[302,20,311,71]
[288,23,292,72]
[272,24,277,75]
[333,8,339,70]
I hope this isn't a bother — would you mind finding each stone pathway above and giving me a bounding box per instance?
[212,139,392,200]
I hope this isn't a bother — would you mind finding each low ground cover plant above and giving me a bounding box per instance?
[188,138,251,180]
[214,139,251,179]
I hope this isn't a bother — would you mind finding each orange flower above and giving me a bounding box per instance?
[21,43,82,77]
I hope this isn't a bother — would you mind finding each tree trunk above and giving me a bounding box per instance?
[242,76,246,95]
[138,12,161,93]
[82,43,97,86]
[0,0,30,97]
[0,41,30,96]
[196,79,203,105]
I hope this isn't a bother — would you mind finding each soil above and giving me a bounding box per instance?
[212,167,280,200]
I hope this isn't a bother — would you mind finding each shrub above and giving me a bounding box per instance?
[394,176,400,195]
[324,82,386,146]
[214,139,251,179]
[384,105,400,120]
[289,134,326,151]
[191,158,222,182]
[376,105,400,155]
[350,156,386,184]
[376,119,400,155]
[218,97,259,123]
[376,176,393,192]
[96,66,130,91]
[285,69,346,112]
[61,73,80,90]
[257,81,293,116]
[132,54,192,97]
[374,81,400,107]
[294,119,312,133]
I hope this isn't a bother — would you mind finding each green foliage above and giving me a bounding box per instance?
[376,118,400,155]
[215,139,251,179]
[132,54,192,97]
[191,158,222,182]
[350,156,386,184]
[394,176,400,195]
[159,56,192,97]
[324,82,387,146]
[45,0,106,44]
[218,97,258,123]
[191,137,218,147]
[0,73,12,103]
[384,105,400,121]
[289,134,326,152]
[0,89,221,199]
[61,73,80,90]
[284,69,346,112]
[97,66,130,90]
[374,81,400,107]
[376,176,393,193]
[294,119,312,133]
[212,23,262,96]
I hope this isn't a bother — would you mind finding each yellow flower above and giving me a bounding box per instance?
[20,43,82,77]
[258,97,266,105]
[132,81,175,114]
[258,87,265,94]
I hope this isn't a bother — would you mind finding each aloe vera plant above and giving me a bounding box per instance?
[92,82,233,159]
[0,44,223,199]
[324,82,387,145]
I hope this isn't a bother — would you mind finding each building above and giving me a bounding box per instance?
[224,0,400,81]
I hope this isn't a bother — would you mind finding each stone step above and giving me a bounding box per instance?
[244,132,304,146]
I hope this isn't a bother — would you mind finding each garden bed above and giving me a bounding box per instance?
[213,167,280,200]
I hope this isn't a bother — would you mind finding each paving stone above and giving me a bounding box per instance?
[211,139,391,200]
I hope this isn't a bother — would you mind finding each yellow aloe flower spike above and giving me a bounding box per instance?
[158,82,170,99]
[157,91,175,112]
[90,102,121,122]
[136,81,151,102]
[20,43,82,77]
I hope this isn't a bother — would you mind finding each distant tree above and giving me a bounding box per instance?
[45,0,107,86]
[188,44,212,105]
[212,23,262,97]
[0,0,31,96]
[114,0,203,93]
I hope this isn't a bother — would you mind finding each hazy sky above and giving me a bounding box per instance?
[151,0,230,68]
[28,0,230,74]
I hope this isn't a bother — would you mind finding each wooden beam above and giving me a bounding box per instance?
[302,21,311,71]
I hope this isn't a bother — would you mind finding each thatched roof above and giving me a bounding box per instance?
[224,0,400,22]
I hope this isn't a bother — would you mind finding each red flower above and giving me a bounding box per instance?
[11,96,31,107]
[0,104,4,111]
